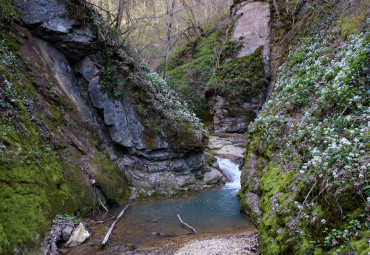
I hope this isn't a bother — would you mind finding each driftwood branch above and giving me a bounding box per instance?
[97,216,115,224]
[94,185,109,213]
[100,204,130,247]
[97,193,109,213]
[177,214,197,234]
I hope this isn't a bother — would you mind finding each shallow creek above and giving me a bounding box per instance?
[68,157,256,254]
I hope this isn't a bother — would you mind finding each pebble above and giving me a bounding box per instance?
[175,233,258,255]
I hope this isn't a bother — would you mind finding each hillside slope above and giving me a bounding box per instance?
[238,0,370,254]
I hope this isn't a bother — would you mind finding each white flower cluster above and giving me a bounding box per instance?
[250,32,369,183]
[141,71,203,130]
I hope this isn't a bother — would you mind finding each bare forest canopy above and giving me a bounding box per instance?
[88,0,231,69]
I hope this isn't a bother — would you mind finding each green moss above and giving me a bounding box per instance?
[205,152,216,166]
[164,14,229,121]
[339,1,368,37]
[351,231,370,253]
[0,119,75,250]
[0,223,9,254]
[89,153,130,204]
[207,46,265,100]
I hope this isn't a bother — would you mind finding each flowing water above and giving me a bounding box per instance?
[68,158,256,254]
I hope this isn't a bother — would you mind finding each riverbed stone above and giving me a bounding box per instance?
[65,223,90,248]
[203,168,223,185]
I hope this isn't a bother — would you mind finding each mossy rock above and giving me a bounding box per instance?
[207,46,265,100]
[88,153,130,205]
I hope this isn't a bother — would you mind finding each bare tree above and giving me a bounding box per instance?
[180,0,202,38]
[115,0,125,29]
[164,0,176,81]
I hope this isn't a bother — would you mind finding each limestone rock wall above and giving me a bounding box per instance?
[207,1,270,133]
[231,1,271,77]
[14,0,220,198]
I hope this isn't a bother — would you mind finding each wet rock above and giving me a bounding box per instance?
[244,192,262,224]
[208,134,247,160]
[65,223,90,248]
[203,168,223,185]
[210,96,260,133]
[15,0,221,203]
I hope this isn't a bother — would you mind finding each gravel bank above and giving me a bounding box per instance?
[174,233,258,255]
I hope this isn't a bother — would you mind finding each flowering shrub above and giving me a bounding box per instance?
[251,33,369,189]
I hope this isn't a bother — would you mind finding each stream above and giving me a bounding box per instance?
[68,156,256,254]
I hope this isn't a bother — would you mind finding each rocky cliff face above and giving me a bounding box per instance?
[206,0,270,133]
[0,0,221,252]
[14,0,220,197]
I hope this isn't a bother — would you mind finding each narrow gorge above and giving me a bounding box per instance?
[0,0,369,254]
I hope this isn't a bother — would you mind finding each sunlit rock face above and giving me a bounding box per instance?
[231,1,271,76]
[207,1,270,134]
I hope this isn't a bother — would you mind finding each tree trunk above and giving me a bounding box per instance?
[164,0,176,81]
[116,0,125,29]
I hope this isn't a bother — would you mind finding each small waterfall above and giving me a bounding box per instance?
[216,157,241,190]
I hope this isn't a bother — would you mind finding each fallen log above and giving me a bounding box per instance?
[177,214,197,234]
[100,204,130,247]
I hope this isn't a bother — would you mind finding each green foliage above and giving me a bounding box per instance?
[207,46,265,99]
[0,0,17,32]
[98,65,119,93]
[164,14,229,122]
[288,52,305,67]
